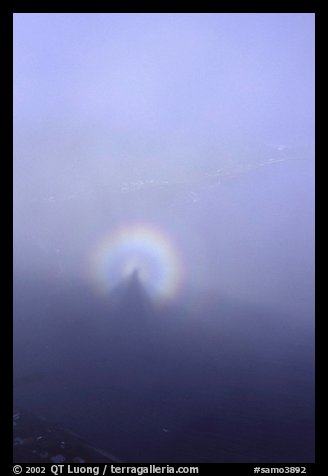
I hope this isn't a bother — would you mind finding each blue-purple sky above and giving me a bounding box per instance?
[13,13,315,316]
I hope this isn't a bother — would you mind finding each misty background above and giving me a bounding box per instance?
[13,13,314,463]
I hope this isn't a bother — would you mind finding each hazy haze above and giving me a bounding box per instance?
[13,13,315,463]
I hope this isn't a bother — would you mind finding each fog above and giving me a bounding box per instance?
[13,13,314,463]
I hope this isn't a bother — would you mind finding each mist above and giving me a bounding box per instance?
[13,13,314,463]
